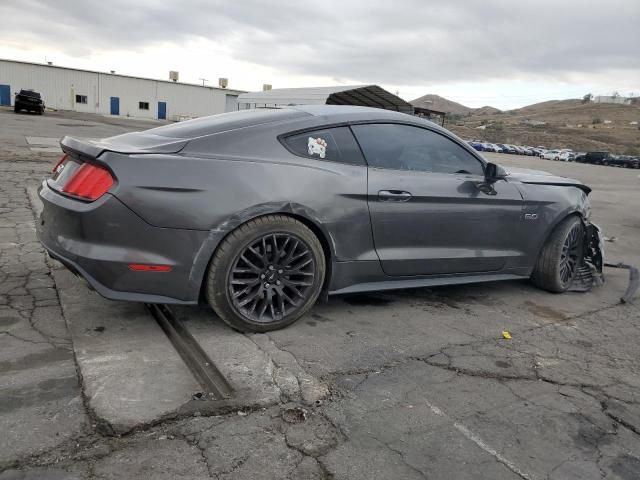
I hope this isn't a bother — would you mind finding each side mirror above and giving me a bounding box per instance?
[484,162,507,183]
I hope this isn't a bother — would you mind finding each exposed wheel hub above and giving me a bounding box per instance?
[559,223,582,285]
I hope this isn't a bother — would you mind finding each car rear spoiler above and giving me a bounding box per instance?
[60,133,188,159]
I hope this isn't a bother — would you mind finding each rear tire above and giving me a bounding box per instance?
[531,216,584,293]
[206,215,325,333]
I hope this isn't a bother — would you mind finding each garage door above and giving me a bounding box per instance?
[0,85,10,106]
[225,94,238,112]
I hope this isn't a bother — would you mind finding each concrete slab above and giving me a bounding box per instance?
[24,137,60,146]
[53,268,200,434]
[173,305,328,406]
[28,147,61,154]
[54,271,328,434]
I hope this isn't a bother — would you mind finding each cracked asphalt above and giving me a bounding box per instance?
[1,108,639,479]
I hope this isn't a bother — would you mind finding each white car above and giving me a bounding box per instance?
[541,149,561,160]
[558,151,575,162]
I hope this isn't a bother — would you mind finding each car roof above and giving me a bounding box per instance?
[289,104,410,118]
[287,104,448,133]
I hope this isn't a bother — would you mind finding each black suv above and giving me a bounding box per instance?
[579,151,610,165]
[14,89,45,114]
[606,155,640,169]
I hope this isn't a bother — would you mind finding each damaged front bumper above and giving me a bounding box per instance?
[576,222,639,303]
[584,223,604,279]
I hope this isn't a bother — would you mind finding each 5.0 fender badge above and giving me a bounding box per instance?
[524,213,538,220]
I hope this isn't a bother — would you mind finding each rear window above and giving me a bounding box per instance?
[283,127,365,165]
[20,90,41,99]
[148,108,309,138]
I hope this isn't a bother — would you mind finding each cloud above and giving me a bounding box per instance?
[1,0,639,87]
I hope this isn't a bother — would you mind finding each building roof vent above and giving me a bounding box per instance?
[169,71,179,82]
[263,84,272,91]
[218,78,228,88]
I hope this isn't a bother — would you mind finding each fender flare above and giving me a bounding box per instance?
[531,207,587,263]
[187,202,337,302]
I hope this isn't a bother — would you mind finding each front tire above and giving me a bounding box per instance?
[531,216,584,293]
[206,215,325,333]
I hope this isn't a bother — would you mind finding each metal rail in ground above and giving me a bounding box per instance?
[146,303,233,400]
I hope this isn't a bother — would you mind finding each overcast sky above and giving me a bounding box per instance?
[1,0,638,109]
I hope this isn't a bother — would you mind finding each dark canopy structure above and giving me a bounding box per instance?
[412,106,446,126]
[237,85,414,113]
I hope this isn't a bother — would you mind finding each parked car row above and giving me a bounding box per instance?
[538,150,639,168]
[467,140,639,169]
[467,141,545,157]
[575,152,640,168]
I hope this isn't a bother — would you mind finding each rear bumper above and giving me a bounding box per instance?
[37,181,209,304]
[15,100,43,111]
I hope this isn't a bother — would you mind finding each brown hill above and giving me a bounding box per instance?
[410,94,474,115]
[474,106,502,116]
[447,98,640,154]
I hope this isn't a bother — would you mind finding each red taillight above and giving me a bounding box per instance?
[62,163,114,201]
[52,153,68,173]
[128,264,172,272]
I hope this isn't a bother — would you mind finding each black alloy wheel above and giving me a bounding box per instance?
[558,223,582,286]
[532,216,584,293]
[206,215,325,333]
[229,233,316,323]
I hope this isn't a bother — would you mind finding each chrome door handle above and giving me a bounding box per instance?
[378,190,412,202]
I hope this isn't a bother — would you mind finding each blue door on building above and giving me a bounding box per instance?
[110,97,119,115]
[0,85,11,106]
[157,101,166,120]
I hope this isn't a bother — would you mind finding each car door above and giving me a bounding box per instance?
[351,123,526,277]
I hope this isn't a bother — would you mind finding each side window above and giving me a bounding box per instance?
[283,127,365,165]
[351,124,484,176]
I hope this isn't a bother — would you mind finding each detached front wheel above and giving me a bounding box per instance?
[206,215,325,333]
[532,216,584,293]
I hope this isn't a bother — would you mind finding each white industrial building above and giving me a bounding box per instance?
[237,85,414,113]
[0,58,245,120]
[593,95,634,105]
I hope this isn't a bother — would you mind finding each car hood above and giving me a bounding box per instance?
[503,166,591,194]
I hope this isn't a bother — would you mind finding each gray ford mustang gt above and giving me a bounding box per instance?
[37,105,603,332]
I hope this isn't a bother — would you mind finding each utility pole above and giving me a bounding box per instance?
[199,78,208,87]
